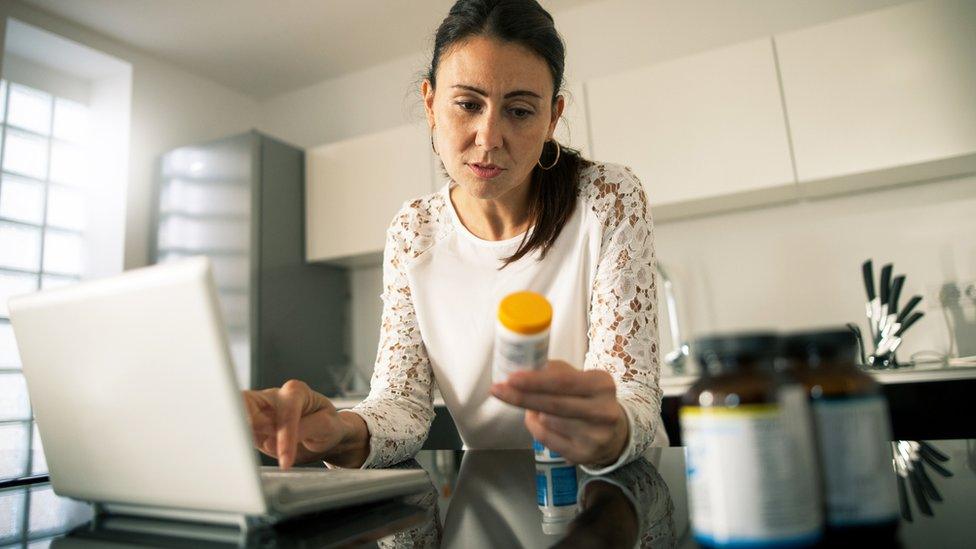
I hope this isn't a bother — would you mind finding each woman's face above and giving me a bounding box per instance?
[423,35,564,202]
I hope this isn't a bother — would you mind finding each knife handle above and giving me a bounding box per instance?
[908,469,933,516]
[880,264,893,305]
[897,296,922,325]
[889,276,905,315]
[915,465,942,502]
[897,474,912,522]
[919,441,950,462]
[896,311,924,337]
[862,260,876,301]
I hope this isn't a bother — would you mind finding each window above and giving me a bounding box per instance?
[0,78,92,483]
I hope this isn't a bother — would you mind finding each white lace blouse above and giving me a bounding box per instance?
[340,160,667,474]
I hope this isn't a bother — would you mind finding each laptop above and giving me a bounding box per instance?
[7,256,429,530]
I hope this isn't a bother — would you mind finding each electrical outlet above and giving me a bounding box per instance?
[925,280,976,311]
[942,281,976,307]
[965,282,976,302]
[934,280,976,358]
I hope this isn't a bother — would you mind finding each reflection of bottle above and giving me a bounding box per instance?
[494,291,558,459]
[535,461,579,534]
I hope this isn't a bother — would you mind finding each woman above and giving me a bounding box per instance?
[243,0,667,474]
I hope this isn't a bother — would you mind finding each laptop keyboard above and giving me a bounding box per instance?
[259,467,428,511]
[260,467,391,494]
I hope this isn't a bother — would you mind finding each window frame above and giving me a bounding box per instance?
[0,76,88,487]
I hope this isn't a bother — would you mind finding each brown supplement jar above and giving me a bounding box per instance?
[680,333,822,548]
[782,328,899,542]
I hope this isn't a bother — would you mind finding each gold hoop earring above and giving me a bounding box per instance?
[537,139,561,170]
[430,126,439,155]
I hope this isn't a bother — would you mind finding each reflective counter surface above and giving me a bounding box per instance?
[2,440,975,548]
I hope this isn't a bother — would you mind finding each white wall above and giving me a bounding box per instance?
[261,52,429,149]
[340,174,976,375]
[655,174,976,360]
[0,1,261,270]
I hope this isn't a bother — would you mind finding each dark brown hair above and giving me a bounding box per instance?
[426,0,589,268]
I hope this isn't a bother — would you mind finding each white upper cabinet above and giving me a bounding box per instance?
[306,123,435,263]
[775,0,976,193]
[586,38,796,220]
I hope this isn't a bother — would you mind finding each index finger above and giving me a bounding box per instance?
[504,368,613,396]
[274,384,307,469]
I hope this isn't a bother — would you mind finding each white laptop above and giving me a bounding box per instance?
[7,256,429,530]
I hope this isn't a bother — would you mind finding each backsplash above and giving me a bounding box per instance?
[349,171,976,378]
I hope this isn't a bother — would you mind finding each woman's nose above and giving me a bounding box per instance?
[475,112,503,151]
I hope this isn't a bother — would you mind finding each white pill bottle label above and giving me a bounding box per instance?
[492,321,549,383]
[813,395,898,527]
[681,399,823,547]
[533,439,565,463]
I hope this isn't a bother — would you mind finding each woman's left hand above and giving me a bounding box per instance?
[490,360,629,466]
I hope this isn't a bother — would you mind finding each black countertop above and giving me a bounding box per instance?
[415,368,976,450]
[659,372,976,445]
[2,440,975,547]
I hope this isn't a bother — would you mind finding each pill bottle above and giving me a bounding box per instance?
[536,460,579,530]
[680,332,823,548]
[781,329,898,542]
[533,439,565,463]
[493,291,559,461]
[493,291,551,383]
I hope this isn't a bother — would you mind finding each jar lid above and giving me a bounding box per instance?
[782,328,858,362]
[693,332,779,372]
[498,291,552,335]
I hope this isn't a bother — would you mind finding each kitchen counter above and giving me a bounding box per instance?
[329,364,976,448]
[333,364,976,405]
[660,363,976,396]
[660,365,976,445]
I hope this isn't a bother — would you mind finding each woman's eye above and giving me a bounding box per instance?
[456,101,480,112]
[509,108,533,119]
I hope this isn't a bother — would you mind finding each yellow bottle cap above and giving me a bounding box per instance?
[497,291,552,335]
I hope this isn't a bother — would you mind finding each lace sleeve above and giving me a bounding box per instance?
[580,164,664,474]
[342,202,436,469]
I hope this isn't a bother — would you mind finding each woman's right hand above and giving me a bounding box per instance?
[241,379,349,469]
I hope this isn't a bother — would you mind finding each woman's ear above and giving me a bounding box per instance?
[549,94,566,139]
[421,79,436,129]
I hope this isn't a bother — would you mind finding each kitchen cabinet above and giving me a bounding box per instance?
[586,37,797,221]
[306,123,435,263]
[775,0,976,196]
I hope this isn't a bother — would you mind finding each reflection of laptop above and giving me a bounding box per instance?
[8,257,428,530]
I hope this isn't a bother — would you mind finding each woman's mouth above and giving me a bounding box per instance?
[468,163,504,179]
